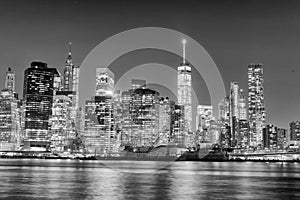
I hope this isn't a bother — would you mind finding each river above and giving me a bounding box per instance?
[0,159,299,199]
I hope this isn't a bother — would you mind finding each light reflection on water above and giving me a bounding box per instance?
[0,159,299,199]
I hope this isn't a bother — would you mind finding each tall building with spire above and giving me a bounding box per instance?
[63,42,74,91]
[248,64,265,148]
[177,39,192,135]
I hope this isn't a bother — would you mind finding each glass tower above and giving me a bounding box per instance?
[23,61,59,150]
[177,39,192,134]
[248,64,265,148]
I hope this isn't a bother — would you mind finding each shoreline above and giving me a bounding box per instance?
[0,155,299,163]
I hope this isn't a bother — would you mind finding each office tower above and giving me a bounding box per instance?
[158,97,175,145]
[23,61,59,150]
[84,67,116,154]
[208,120,221,144]
[263,124,277,150]
[5,67,15,92]
[130,88,160,147]
[178,39,192,133]
[196,105,213,143]
[61,43,80,123]
[229,82,239,147]
[196,105,213,131]
[248,64,266,148]
[171,104,185,146]
[131,79,146,90]
[121,90,132,146]
[218,96,230,122]
[238,120,250,148]
[85,96,115,154]
[0,89,20,150]
[289,121,300,142]
[49,95,73,152]
[239,89,247,120]
[218,97,231,147]
[63,42,74,91]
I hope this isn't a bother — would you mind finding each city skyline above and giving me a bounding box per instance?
[1,0,300,129]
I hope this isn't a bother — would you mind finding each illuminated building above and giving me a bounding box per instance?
[277,128,288,150]
[130,88,160,147]
[248,64,265,148]
[62,43,80,122]
[218,96,231,147]
[208,120,221,144]
[196,105,213,143]
[84,67,116,154]
[290,121,300,142]
[121,90,132,146]
[229,82,239,146]
[63,42,74,91]
[23,61,59,150]
[171,104,185,146]
[178,39,192,133]
[0,89,20,150]
[49,95,72,152]
[5,67,15,92]
[158,97,175,145]
[239,89,247,120]
[238,119,249,148]
[84,96,115,154]
[263,124,277,150]
[218,96,230,122]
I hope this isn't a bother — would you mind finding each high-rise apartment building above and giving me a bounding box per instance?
[229,82,239,146]
[248,64,265,148]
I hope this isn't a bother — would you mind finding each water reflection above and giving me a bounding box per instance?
[0,160,299,199]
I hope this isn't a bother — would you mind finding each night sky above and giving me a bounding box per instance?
[0,0,300,129]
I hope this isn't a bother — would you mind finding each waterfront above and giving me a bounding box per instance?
[0,160,299,199]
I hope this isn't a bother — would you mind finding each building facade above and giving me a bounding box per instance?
[178,40,192,133]
[248,64,266,148]
[23,61,58,150]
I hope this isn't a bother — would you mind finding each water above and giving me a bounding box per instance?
[0,159,299,199]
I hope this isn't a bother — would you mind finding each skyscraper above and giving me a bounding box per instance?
[248,64,265,148]
[23,61,59,150]
[84,67,116,154]
[130,88,160,147]
[178,39,192,133]
[239,89,247,120]
[63,42,74,91]
[5,67,15,92]
[218,96,231,147]
[196,105,213,143]
[0,88,20,151]
[229,82,239,146]
[218,96,230,122]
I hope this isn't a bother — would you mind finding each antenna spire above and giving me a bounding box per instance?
[182,39,186,64]
[69,42,72,55]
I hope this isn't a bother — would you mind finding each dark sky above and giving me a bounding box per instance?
[0,0,300,129]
